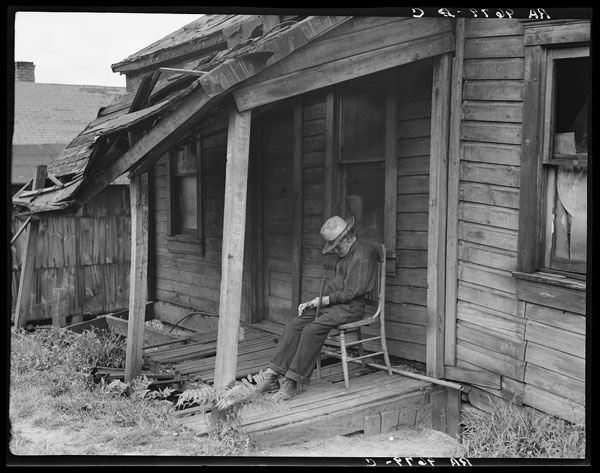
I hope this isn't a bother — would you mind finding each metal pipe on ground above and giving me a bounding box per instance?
[366,361,464,391]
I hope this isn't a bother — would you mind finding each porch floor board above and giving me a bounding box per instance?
[179,370,436,446]
[147,324,437,446]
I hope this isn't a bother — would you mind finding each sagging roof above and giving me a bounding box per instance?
[12,15,351,215]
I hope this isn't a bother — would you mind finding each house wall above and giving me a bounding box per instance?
[11,185,131,322]
[451,18,586,424]
[152,131,228,324]
[295,59,435,364]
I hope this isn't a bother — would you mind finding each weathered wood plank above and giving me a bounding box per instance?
[125,173,149,382]
[459,201,519,230]
[458,261,516,294]
[15,166,47,327]
[523,384,584,425]
[456,339,525,381]
[463,80,523,101]
[463,58,525,80]
[397,137,431,158]
[247,17,449,85]
[459,241,517,273]
[444,364,501,389]
[396,213,429,232]
[525,320,585,359]
[458,221,518,252]
[457,280,516,316]
[461,121,522,145]
[516,279,586,315]
[457,320,525,360]
[462,142,521,166]
[460,161,520,187]
[524,20,590,46]
[465,19,523,38]
[462,101,522,123]
[464,36,524,59]
[214,110,251,392]
[397,175,429,194]
[524,363,585,406]
[234,32,454,111]
[396,231,429,250]
[396,193,429,213]
[426,53,451,379]
[460,181,520,209]
[525,341,585,382]
[396,155,430,176]
[444,18,465,368]
[524,303,585,335]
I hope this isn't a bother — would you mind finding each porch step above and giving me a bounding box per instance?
[180,371,438,446]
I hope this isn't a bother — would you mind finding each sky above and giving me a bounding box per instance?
[13,10,204,87]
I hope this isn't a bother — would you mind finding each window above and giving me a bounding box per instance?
[167,128,203,242]
[518,27,590,281]
[541,48,589,275]
[335,76,395,251]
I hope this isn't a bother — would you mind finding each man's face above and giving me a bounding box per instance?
[333,235,353,257]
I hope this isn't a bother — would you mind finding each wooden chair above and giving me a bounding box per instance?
[316,243,393,388]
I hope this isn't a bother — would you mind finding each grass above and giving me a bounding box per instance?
[8,326,254,457]
[458,398,586,458]
[9,325,586,459]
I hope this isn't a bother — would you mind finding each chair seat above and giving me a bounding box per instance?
[336,316,378,331]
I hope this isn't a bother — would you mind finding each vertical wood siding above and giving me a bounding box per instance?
[11,186,131,322]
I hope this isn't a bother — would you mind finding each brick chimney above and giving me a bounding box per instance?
[15,62,35,82]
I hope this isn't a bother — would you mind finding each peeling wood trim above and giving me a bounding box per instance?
[158,67,208,76]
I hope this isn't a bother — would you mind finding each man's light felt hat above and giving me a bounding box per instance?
[320,215,355,254]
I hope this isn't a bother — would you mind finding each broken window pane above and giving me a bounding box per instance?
[552,167,587,262]
[553,56,589,157]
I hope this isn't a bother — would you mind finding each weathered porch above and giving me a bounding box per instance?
[142,324,458,446]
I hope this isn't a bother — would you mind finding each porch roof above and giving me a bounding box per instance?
[12,15,351,214]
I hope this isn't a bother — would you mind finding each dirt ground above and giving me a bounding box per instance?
[9,417,461,463]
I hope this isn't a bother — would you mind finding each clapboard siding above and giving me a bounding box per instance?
[452,17,588,425]
[520,299,586,423]
[450,19,528,405]
[11,186,131,322]
[152,129,227,321]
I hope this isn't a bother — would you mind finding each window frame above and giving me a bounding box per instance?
[166,127,204,247]
[517,26,589,281]
[331,72,398,273]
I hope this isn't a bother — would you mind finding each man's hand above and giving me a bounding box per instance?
[297,296,329,316]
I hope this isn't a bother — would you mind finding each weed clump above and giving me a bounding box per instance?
[459,398,585,458]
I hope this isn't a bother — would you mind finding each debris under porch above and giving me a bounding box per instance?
[138,322,457,447]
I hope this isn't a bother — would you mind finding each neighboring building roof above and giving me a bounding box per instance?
[12,78,125,184]
[12,82,125,145]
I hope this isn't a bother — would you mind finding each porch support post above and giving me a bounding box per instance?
[214,109,251,392]
[444,18,466,367]
[124,172,149,382]
[14,165,46,328]
[426,53,452,379]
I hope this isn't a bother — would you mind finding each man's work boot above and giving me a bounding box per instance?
[255,368,280,393]
[274,376,297,401]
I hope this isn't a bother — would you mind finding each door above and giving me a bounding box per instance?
[258,108,296,324]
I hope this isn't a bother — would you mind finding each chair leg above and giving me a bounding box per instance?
[380,331,393,376]
[356,328,366,368]
[339,331,350,389]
